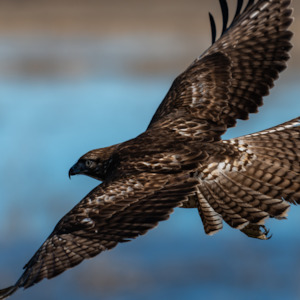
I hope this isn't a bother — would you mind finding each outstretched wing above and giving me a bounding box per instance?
[0,172,197,298]
[148,0,293,139]
[195,117,300,238]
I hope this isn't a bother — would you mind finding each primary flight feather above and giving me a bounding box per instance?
[0,0,298,298]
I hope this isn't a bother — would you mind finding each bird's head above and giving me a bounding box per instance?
[69,145,119,181]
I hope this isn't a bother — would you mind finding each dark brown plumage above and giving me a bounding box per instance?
[0,0,298,298]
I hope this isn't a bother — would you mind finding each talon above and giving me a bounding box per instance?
[241,224,273,240]
[261,225,272,240]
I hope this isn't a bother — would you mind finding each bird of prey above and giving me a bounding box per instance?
[0,0,298,298]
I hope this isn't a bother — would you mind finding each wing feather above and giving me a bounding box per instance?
[148,0,293,140]
[2,173,197,295]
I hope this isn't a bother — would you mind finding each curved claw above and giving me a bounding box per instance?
[261,225,273,240]
[241,224,273,240]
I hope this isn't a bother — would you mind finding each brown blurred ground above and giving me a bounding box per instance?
[0,0,298,35]
[0,0,221,36]
[0,0,299,77]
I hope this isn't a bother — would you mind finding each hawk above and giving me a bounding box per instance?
[0,0,298,298]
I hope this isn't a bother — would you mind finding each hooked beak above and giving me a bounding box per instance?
[68,162,84,179]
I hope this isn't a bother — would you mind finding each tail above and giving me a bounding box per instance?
[0,286,18,300]
[196,116,300,239]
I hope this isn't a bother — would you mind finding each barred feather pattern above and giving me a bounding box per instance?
[192,117,300,237]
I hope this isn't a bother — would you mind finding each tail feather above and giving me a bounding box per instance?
[223,170,291,218]
[195,117,300,239]
[196,190,223,235]
[245,149,300,173]
[229,160,300,205]
[201,181,250,229]
[212,178,270,223]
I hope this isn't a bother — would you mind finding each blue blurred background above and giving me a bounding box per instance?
[0,0,300,299]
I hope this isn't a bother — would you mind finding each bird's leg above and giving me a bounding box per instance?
[240,224,272,240]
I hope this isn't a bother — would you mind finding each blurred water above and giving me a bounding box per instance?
[0,71,300,300]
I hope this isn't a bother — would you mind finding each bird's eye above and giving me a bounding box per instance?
[85,160,95,168]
